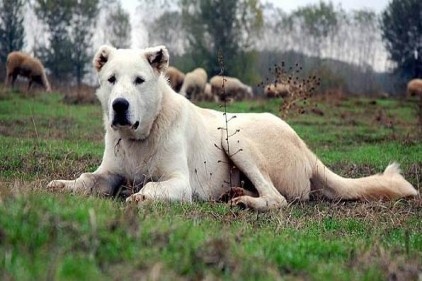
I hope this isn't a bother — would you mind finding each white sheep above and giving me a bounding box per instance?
[179,67,207,101]
[264,83,290,98]
[210,75,253,102]
[202,83,218,102]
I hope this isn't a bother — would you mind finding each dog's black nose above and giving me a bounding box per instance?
[112,98,129,114]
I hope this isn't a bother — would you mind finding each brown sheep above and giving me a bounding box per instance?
[407,78,422,97]
[179,68,207,101]
[210,75,253,102]
[5,51,51,92]
[166,66,185,92]
[264,83,290,98]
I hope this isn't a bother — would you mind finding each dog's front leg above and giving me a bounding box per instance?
[47,172,125,196]
[126,176,192,203]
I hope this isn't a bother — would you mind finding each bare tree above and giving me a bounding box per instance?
[135,0,186,56]
[291,2,339,58]
[96,0,131,49]
[256,3,291,52]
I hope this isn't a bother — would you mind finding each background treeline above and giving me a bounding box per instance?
[0,0,131,89]
[0,0,421,96]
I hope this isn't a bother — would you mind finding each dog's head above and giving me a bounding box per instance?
[93,45,169,140]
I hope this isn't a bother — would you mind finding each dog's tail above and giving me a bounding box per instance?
[311,159,418,200]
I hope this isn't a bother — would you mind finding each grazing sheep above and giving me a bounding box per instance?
[166,66,185,92]
[210,75,253,102]
[179,68,207,101]
[5,51,51,92]
[202,83,218,102]
[264,83,290,98]
[407,78,422,97]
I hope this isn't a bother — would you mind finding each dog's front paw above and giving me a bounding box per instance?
[126,193,149,204]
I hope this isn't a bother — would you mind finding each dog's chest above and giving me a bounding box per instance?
[115,139,163,181]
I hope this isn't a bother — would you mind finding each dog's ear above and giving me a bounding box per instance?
[93,45,116,72]
[144,46,169,74]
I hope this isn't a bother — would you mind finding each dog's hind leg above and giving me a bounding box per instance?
[223,138,287,211]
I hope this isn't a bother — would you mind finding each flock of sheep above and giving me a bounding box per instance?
[3,51,422,102]
[3,51,273,101]
[166,66,255,102]
[166,65,297,102]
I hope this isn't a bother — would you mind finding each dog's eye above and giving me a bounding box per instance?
[108,75,116,84]
[134,77,144,85]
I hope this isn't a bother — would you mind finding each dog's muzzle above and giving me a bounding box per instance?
[111,98,139,129]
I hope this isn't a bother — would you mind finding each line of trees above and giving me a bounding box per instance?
[0,0,420,93]
[31,0,133,87]
[0,0,132,87]
[260,3,385,71]
[257,2,388,93]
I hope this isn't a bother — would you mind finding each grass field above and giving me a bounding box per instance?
[0,87,421,280]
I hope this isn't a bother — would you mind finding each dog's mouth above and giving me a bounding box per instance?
[111,117,139,130]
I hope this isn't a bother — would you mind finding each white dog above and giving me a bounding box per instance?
[47,45,418,211]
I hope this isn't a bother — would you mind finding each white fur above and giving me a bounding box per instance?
[47,46,418,211]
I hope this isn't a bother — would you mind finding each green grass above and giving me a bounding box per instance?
[0,88,421,280]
